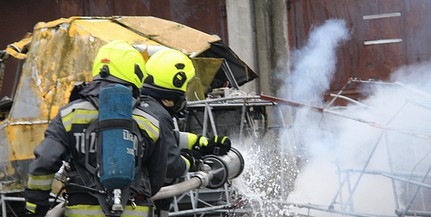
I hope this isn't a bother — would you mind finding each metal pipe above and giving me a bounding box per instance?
[261,94,431,139]
[202,103,209,135]
[1,194,6,217]
[239,102,246,138]
[169,205,227,216]
[381,173,431,189]
[205,103,218,135]
[395,209,431,217]
[132,44,168,56]
[290,202,394,217]
[187,95,261,105]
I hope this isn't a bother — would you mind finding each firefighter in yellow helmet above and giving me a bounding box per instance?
[24,40,167,217]
[140,48,231,216]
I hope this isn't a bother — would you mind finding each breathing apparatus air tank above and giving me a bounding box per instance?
[98,84,136,190]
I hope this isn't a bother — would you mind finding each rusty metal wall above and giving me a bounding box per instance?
[0,0,227,99]
[287,0,431,97]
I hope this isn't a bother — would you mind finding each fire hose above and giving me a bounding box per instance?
[45,147,244,217]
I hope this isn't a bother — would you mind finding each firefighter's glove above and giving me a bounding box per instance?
[194,136,231,156]
[25,201,50,217]
[181,149,202,172]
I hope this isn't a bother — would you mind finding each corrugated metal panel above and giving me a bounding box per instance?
[288,0,431,98]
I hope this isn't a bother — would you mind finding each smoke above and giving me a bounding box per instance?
[288,19,350,103]
[283,19,431,216]
[232,18,431,216]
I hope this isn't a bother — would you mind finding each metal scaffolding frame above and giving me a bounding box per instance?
[169,95,286,216]
[289,78,431,217]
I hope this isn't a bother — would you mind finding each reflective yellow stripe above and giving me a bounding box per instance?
[179,132,197,150]
[60,101,97,131]
[61,101,95,115]
[123,205,151,217]
[133,110,160,141]
[133,116,159,141]
[61,110,98,132]
[65,204,105,217]
[199,136,209,147]
[65,204,151,217]
[26,202,37,213]
[27,174,54,191]
[133,108,159,126]
[221,136,228,143]
[60,101,160,141]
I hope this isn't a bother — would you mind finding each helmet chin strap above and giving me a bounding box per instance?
[159,97,186,117]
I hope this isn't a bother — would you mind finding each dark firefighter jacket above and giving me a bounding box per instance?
[24,81,167,211]
[140,95,201,216]
[139,95,188,179]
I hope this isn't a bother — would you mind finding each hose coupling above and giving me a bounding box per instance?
[192,171,210,187]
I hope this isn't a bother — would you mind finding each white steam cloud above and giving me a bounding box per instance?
[233,18,431,217]
[283,19,431,216]
[289,19,349,103]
